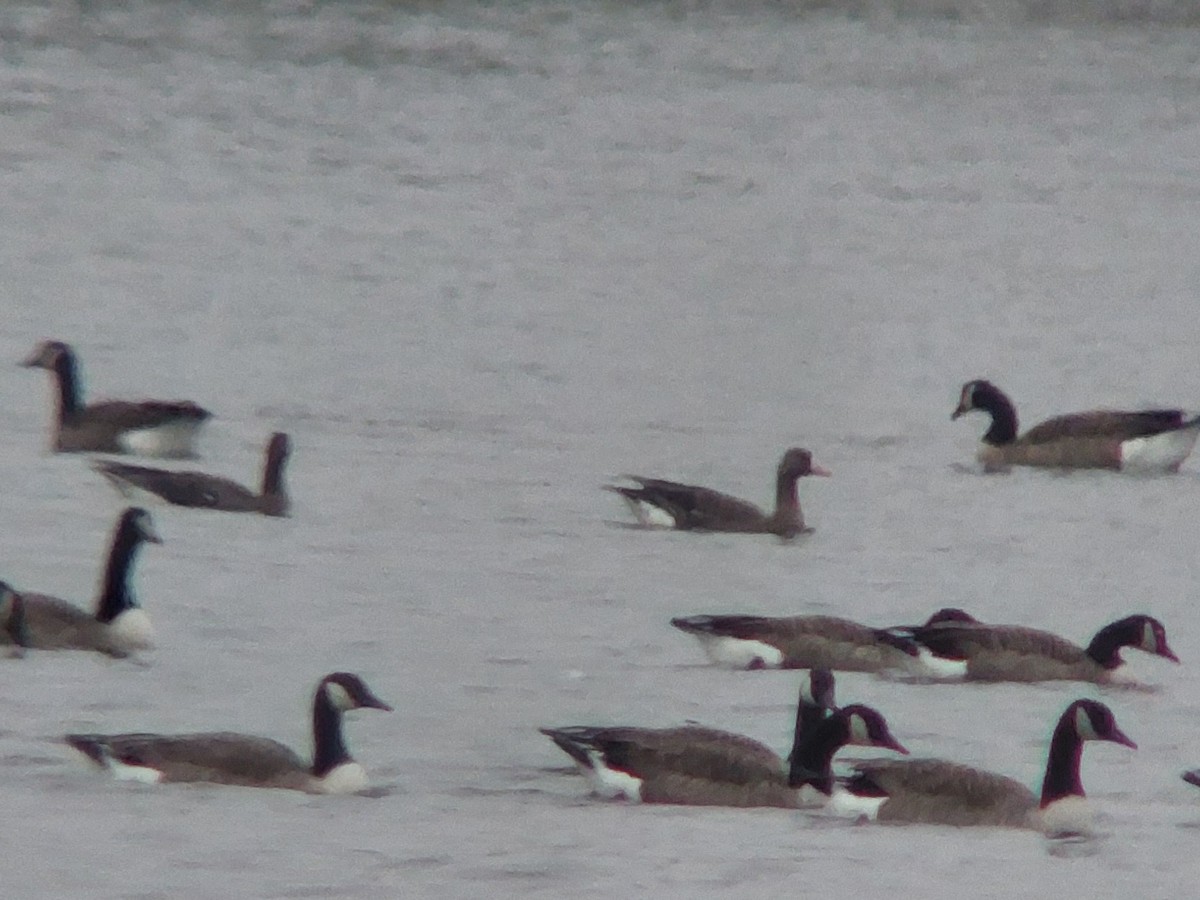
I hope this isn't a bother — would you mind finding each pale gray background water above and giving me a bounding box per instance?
[3,1,1200,896]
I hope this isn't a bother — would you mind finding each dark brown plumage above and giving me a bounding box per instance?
[605,447,830,537]
[93,432,291,517]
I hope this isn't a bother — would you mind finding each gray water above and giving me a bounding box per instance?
[3,1,1200,896]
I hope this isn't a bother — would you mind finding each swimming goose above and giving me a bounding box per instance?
[93,432,291,517]
[605,447,830,537]
[22,340,211,457]
[829,699,1135,832]
[952,379,1200,472]
[66,672,391,793]
[904,612,1179,683]
[670,613,961,677]
[0,507,161,657]
[541,676,907,807]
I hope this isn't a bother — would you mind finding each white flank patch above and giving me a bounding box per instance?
[119,422,203,458]
[317,762,369,794]
[1119,428,1200,474]
[823,786,886,821]
[696,635,784,669]
[1040,795,1096,838]
[794,783,832,809]
[108,608,155,652]
[584,750,643,802]
[623,498,676,528]
[909,646,968,680]
[108,758,165,785]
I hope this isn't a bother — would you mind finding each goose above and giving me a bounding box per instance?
[0,507,161,657]
[1,586,30,656]
[541,675,907,808]
[903,611,1179,683]
[825,699,1135,833]
[93,432,291,517]
[66,672,391,793]
[22,340,211,457]
[1182,770,1200,788]
[669,613,965,678]
[952,379,1200,473]
[604,447,830,537]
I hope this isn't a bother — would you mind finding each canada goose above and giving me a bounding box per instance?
[541,676,907,808]
[66,672,391,793]
[828,699,1135,832]
[669,613,964,678]
[0,507,161,657]
[903,612,1178,683]
[22,340,211,457]
[952,379,1200,473]
[604,447,830,537]
[93,432,291,517]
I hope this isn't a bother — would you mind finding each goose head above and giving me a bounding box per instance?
[778,447,831,480]
[840,704,909,754]
[1066,700,1136,749]
[20,340,71,371]
[319,672,393,713]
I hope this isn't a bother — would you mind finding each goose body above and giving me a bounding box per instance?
[904,611,1178,683]
[834,699,1136,832]
[541,673,907,808]
[0,508,161,656]
[670,613,963,677]
[67,672,391,793]
[605,447,830,537]
[94,432,291,517]
[952,379,1199,473]
[22,340,211,457]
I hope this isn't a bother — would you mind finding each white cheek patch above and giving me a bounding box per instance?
[848,713,870,745]
[1075,707,1099,741]
[696,635,784,669]
[317,762,368,794]
[108,608,155,651]
[1141,621,1158,655]
[585,751,643,802]
[325,682,355,711]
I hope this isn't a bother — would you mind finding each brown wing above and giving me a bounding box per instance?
[849,758,1036,826]
[623,477,767,531]
[912,623,1092,681]
[95,462,259,511]
[72,732,309,787]
[1021,409,1184,444]
[79,399,212,430]
[5,593,108,652]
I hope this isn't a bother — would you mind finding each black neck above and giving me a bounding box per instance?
[1085,620,1133,670]
[262,450,287,499]
[95,519,147,623]
[1039,716,1086,806]
[787,714,849,793]
[785,699,831,767]
[53,350,82,419]
[311,687,352,776]
[973,384,1019,445]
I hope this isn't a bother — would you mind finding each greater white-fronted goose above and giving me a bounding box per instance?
[541,675,907,808]
[66,672,391,793]
[952,379,1200,472]
[903,611,1179,683]
[827,699,1135,833]
[669,613,965,677]
[604,447,830,537]
[22,340,211,457]
[93,432,291,517]
[0,508,162,657]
